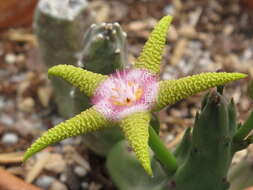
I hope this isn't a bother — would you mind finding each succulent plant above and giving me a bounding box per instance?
[34,0,94,117]
[24,15,246,177]
[75,22,128,155]
[107,89,253,190]
[35,1,128,156]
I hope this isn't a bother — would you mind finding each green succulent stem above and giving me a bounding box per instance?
[148,126,178,175]
[234,110,253,141]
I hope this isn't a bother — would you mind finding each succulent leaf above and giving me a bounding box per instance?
[120,112,152,176]
[48,65,108,96]
[155,72,247,110]
[23,107,110,161]
[173,91,233,190]
[135,15,173,74]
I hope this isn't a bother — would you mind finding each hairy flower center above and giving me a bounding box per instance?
[92,69,158,121]
[110,81,143,106]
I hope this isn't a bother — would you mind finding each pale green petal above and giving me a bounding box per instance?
[135,15,173,74]
[120,112,152,176]
[48,65,108,96]
[154,72,247,110]
[24,107,110,161]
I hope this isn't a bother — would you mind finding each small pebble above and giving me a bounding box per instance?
[74,166,87,177]
[45,154,66,174]
[1,133,18,145]
[163,4,175,15]
[81,182,89,189]
[15,54,25,63]
[18,97,35,113]
[165,134,174,143]
[0,113,14,126]
[37,86,52,107]
[60,173,67,182]
[5,54,16,64]
[49,180,68,190]
[36,175,55,189]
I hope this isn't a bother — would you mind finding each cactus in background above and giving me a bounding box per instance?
[77,22,128,155]
[34,0,94,117]
[72,21,128,114]
[79,22,128,74]
[35,0,128,155]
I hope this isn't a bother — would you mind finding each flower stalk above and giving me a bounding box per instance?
[148,126,178,175]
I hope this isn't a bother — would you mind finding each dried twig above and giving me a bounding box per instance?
[0,168,42,190]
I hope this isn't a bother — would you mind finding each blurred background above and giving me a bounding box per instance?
[0,0,252,190]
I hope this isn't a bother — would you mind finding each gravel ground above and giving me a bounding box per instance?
[0,0,252,189]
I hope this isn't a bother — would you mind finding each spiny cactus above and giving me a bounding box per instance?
[71,21,129,114]
[36,2,128,155]
[34,0,94,117]
[75,22,129,155]
[78,22,128,74]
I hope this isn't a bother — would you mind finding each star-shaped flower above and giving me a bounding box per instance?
[24,16,246,176]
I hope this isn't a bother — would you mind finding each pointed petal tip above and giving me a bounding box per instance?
[144,164,153,177]
[120,112,153,177]
[23,108,109,163]
[232,72,248,79]
[162,15,173,23]
[135,15,173,74]
[220,72,247,82]
[22,139,50,163]
[155,72,247,111]
[47,64,66,76]
[23,149,35,162]
[47,65,108,96]
[22,153,29,162]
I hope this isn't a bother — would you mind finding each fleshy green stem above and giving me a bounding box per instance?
[148,126,178,175]
[234,111,253,141]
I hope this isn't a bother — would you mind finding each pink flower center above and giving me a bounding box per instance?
[110,81,143,106]
[92,69,158,121]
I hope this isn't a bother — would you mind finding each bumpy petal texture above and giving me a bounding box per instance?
[48,65,108,96]
[154,72,247,110]
[24,107,110,161]
[120,112,152,176]
[135,15,173,74]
